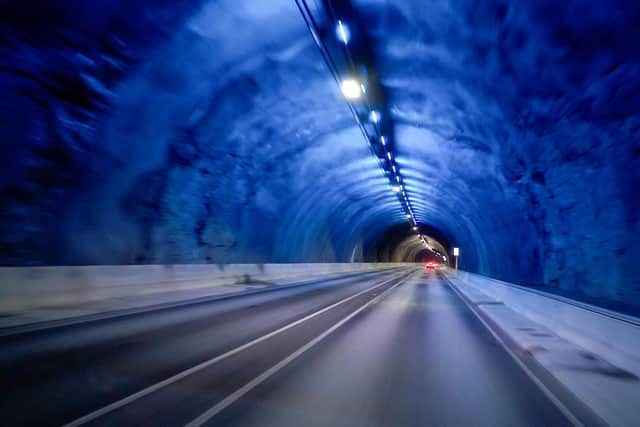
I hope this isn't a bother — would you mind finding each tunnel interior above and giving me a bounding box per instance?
[1,1,639,310]
[364,222,451,264]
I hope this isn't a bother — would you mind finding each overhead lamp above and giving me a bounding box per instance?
[412,226,418,231]
[336,20,350,44]
[392,185,402,193]
[341,79,362,99]
[370,111,380,123]
[381,135,386,146]
[387,152,392,160]
[406,214,411,218]
[395,176,401,183]
[391,164,396,173]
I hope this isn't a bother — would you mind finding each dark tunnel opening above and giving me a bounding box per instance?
[363,222,452,264]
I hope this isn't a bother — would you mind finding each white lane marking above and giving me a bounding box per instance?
[64,269,414,427]
[444,276,584,427]
[184,273,410,427]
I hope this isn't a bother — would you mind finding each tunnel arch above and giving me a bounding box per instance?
[1,0,638,309]
[0,0,550,283]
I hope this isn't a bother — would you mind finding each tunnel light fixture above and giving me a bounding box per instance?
[336,20,350,45]
[341,79,362,99]
[298,8,411,236]
[413,226,418,231]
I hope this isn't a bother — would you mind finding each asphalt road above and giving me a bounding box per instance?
[0,268,576,427]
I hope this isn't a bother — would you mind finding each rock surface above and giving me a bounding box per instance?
[1,1,638,308]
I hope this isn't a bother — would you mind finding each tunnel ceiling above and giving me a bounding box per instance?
[1,1,639,304]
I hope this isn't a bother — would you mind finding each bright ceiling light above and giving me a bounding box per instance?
[391,164,396,172]
[387,152,392,160]
[392,185,402,192]
[381,135,386,146]
[413,226,418,231]
[341,79,362,99]
[406,214,411,218]
[370,111,380,123]
[336,20,350,44]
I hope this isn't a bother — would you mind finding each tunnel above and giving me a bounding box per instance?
[2,2,640,425]
[3,0,638,307]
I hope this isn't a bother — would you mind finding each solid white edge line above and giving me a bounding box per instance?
[184,273,412,427]
[63,269,414,427]
[444,275,584,427]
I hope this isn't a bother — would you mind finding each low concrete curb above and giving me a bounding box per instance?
[445,269,640,427]
[0,263,416,333]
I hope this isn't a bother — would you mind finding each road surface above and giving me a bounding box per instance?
[0,268,577,426]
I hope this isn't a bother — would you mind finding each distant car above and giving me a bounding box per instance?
[425,261,439,270]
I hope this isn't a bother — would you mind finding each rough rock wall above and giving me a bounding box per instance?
[1,0,406,266]
[369,0,640,300]
[1,0,639,309]
[0,0,201,264]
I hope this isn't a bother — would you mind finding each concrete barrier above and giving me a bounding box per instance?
[452,269,640,378]
[0,263,413,317]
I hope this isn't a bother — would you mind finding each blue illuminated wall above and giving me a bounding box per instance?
[1,1,639,307]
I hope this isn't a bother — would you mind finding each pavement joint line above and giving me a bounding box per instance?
[183,271,416,427]
[63,268,417,427]
[442,273,584,427]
